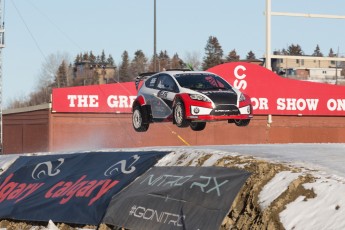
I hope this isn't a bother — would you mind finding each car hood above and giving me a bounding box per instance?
[180,88,238,105]
[201,90,238,105]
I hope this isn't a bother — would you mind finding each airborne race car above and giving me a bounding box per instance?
[132,69,253,132]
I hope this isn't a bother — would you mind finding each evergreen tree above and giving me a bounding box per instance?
[246,50,256,60]
[82,52,89,61]
[100,50,106,65]
[312,44,323,57]
[55,61,68,88]
[226,49,240,62]
[286,44,304,55]
[96,55,101,64]
[328,48,336,57]
[281,48,288,55]
[202,36,224,70]
[89,51,96,64]
[74,54,81,64]
[147,54,158,72]
[171,53,185,69]
[158,50,171,70]
[107,54,115,66]
[130,50,147,77]
[119,50,131,82]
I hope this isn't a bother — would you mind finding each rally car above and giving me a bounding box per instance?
[132,69,253,132]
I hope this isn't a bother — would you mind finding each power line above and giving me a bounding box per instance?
[10,0,47,62]
[27,0,83,51]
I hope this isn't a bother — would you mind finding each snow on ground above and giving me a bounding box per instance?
[280,176,345,230]
[1,144,345,229]
[259,171,302,210]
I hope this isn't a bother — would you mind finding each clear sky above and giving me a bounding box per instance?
[2,0,345,106]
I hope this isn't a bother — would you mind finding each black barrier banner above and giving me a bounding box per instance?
[0,151,168,225]
[103,166,251,230]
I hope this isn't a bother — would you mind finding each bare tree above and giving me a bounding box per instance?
[7,52,71,108]
[184,51,201,70]
[37,52,71,89]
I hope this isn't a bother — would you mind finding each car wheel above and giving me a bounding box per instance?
[132,106,149,132]
[173,101,190,127]
[190,122,206,131]
[234,119,250,127]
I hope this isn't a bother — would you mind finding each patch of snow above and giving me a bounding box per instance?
[259,171,302,210]
[202,151,229,166]
[0,155,19,175]
[280,175,345,230]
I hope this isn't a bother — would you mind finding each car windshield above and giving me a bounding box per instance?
[175,73,232,90]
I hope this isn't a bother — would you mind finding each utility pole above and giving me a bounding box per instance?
[335,47,339,85]
[0,0,5,154]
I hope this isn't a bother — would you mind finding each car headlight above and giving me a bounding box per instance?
[239,93,246,102]
[189,94,210,102]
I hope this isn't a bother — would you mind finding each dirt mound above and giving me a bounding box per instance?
[213,156,316,230]
[0,151,317,230]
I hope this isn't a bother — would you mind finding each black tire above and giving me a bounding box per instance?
[234,119,251,127]
[190,122,206,131]
[132,106,149,132]
[173,101,190,127]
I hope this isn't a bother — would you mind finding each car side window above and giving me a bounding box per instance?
[145,76,158,88]
[156,74,177,92]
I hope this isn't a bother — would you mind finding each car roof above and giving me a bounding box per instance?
[160,70,214,77]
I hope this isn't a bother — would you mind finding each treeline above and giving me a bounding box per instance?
[7,36,340,109]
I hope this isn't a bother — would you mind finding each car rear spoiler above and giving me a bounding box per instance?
[135,72,157,90]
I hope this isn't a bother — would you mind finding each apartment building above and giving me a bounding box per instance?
[271,57,344,83]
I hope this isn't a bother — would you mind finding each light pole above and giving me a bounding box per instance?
[0,0,4,154]
[265,0,272,70]
[153,0,157,72]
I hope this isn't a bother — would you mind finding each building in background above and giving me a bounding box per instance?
[72,60,117,86]
[271,57,344,84]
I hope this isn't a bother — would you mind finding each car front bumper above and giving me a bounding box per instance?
[187,104,253,121]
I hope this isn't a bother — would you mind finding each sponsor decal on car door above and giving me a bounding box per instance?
[148,90,175,119]
[149,74,177,119]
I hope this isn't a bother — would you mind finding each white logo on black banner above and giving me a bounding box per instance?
[140,174,229,196]
[32,158,64,180]
[104,154,140,176]
[128,205,185,227]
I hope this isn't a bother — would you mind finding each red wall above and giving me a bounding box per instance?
[49,113,345,152]
[3,109,345,154]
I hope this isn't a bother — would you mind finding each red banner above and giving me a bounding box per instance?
[52,63,345,116]
[52,82,136,113]
[209,62,345,116]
